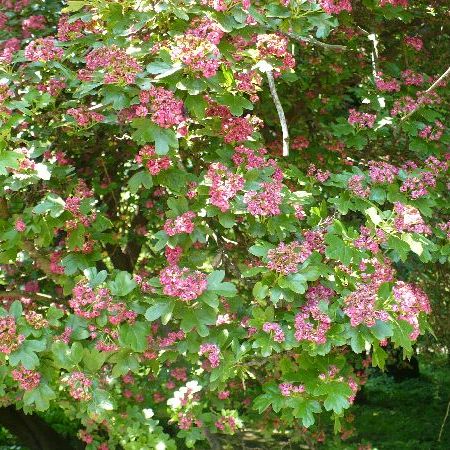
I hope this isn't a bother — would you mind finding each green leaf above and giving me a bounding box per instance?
[253,281,269,300]
[23,384,55,411]
[109,271,136,296]
[372,345,388,370]
[83,348,108,372]
[215,94,253,116]
[370,320,393,340]
[128,171,153,194]
[83,267,107,288]
[33,194,65,218]
[145,301,174,322]
[119,322,149,352]
[325,233,358,266]
[10,340,46,370]
[0,151,23,175]
[207,270,237,297]
[387,236,410,262]
[392,320,414,354]
[9,301,22,319]
[61,1,88,13]
[131,119,178,154]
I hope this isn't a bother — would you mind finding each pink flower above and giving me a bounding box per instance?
[15,218,26,232]
[404,36,423,51]
[164,211,196,236]
[348,109,376,128]
[207,163,244,212]
[159,266,207,301]
[319,0,352,14]
[12,366,41,391]
[199,343,220,367]
[85,46,142,84]
[24,38,63,62]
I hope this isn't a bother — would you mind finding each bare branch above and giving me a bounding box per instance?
[266,70,289,157]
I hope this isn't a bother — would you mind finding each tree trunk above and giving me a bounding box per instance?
[0,406,84,450]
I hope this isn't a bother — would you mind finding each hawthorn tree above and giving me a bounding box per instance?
[0,0,449,449]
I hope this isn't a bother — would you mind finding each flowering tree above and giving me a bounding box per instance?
[0,0,449,449]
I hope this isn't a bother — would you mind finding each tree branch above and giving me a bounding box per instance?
[266,69,289,157]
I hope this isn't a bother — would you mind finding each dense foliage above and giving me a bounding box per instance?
[0,0,449,448]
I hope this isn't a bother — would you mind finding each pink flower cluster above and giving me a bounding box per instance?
[348,175,370,198]
[11,366,41,391]
[354,226,386,254]
[391,91,441,116]
[37,78,66,96]
[393,202,431,235]
[187,17,224,45]
[165,246,183,265]
[0,316,25,354]
[164,211,196,236]
[368,161,399,184]
[21,15,46,35]
[221,116,255,143]
[404,36,423,51]
[343,259,394,327]
[235,71,262,102]
[392,281,431,340]
[279,383,305,397]
[215,415,237,432]
[67,107,104,127]
[1,0,30,12]
[0,38,20,64]
[438,221,450,239]
[401,70,424,86]
[232,145,267,169]
[25,311,48,330]
[267,241,304,274]
[135,145,171,175]
[170,34,220,78]
[244,180,283,216]
[65,371,92,401]
[307,164,330,182]
[207,163,244,212]
[294,285,334,344]
[57,15,85,41]
[319,0,352,15]
[418,120,444,141]
[348,109,376,128]
[24,38,63,62]
[69,283,112,319]
[84,46,142,84]
[256,34,295,72]
[199,343,220,367]
[159,330,185,348]
[292,136,310,150]
[15,218,26,232]
[138,87,185,128]
[159,265,207,301]
[375,76,400,92]
[262,322,285,342]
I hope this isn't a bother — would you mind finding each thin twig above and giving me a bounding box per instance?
[266,70,289,157]
[438,397,450,442]
[400,65,450,122]
[285,31,348,51]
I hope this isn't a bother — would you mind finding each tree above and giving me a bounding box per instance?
[0,0,448,448]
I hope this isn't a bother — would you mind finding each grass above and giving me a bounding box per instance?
[346,356,450,450]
